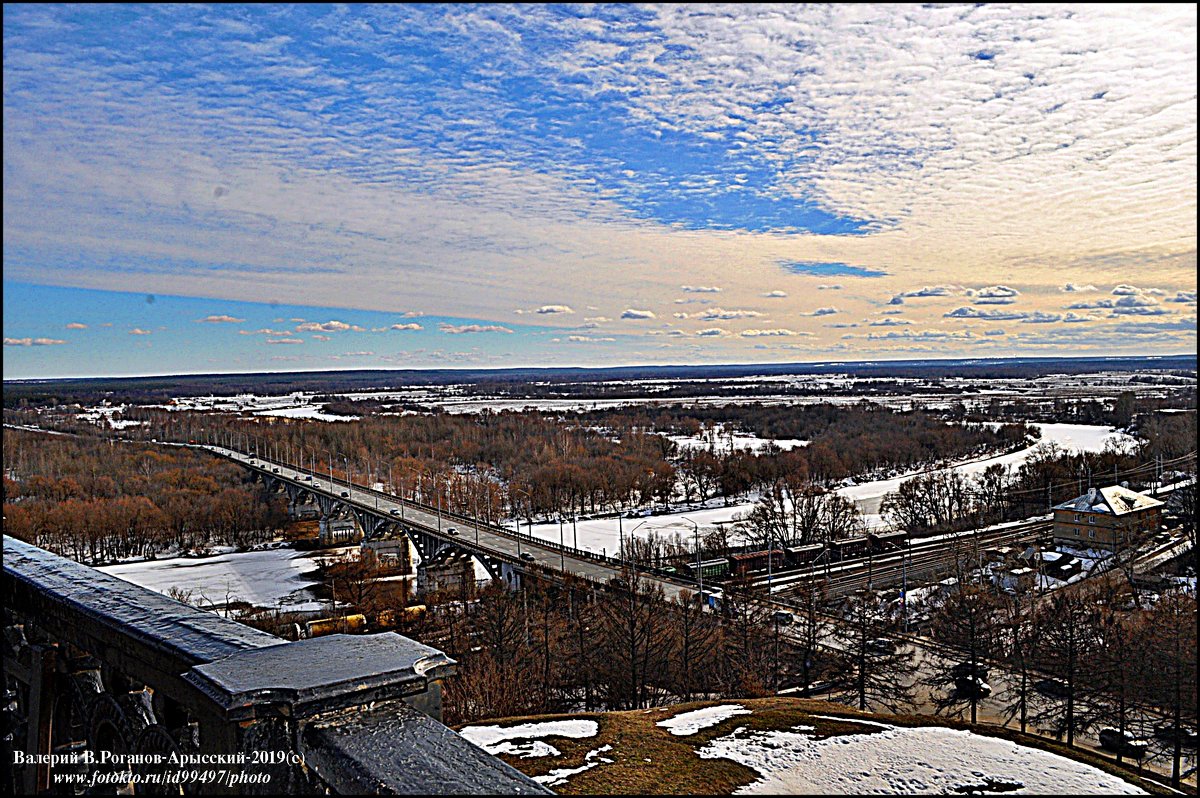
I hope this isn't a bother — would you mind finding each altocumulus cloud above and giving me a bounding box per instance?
[621,309,657,320]
[196,314,245,323]
[389,323,423,331]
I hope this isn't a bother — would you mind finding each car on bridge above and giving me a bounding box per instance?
[520,552,535,562]
[340,491,350,498]
[446,527,459,536]
[390,508,401,516]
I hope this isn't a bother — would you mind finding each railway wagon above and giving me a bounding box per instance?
[827,535,872,562]
[728,549,786,576]
[785,543,826,567]
[683,557,731,581]
[869,530,908,552]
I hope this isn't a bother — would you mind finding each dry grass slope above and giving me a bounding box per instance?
[455,697,1172,795]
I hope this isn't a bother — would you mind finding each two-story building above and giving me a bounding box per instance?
[1052,485,1164,550]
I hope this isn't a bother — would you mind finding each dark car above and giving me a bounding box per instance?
[1035,678,1071,698]
[865,638,896,655]
[446,527,459,536]
[340,491,350,498]
[1153,723,1199,747]
[519,552,535,562]
[954,675,992,699]
[951,662,990,682]
[1098,728,1149,759]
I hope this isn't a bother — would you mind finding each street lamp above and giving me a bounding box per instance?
[679,516,702,607]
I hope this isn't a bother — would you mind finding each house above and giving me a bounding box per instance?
[1051,485,1164,550]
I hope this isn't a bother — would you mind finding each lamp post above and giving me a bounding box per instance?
[680,517,702,607]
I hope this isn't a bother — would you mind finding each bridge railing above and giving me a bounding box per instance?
[2,536,549,795]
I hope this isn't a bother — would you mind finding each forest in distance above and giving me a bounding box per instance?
[4,353,1195,408]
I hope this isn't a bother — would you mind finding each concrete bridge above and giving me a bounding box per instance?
[198,443,699,600]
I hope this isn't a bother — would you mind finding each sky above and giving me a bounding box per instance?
[3,4,1196,379]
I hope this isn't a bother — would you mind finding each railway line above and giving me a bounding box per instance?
[754,520,1051,598]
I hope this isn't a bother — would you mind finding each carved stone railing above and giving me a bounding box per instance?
[2,536,550,795]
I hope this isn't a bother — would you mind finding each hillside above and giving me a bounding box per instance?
[455,698,1166,795]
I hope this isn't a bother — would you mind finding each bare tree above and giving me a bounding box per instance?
[1031,591,1101,746]
[1143,586,1198,787]
[833,591,917,712]
[926,582,1003,724]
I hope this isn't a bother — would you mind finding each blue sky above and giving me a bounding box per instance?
[3,5,1196,378]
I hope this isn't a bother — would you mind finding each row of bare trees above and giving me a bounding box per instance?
[4,431,285,563]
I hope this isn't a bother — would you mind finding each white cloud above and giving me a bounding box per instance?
[943,307,1027,321]
[439,323,514,334]
[389,323,423,331]
[296,320,356,332]
[741,328,799,337]
[696,327,730,336]
[681,285,721,293]
[972,285,1020,305]
[1061,283,1098,293]
[196,314,245,323]
[65,322,88,330]
[621,309,657,319]
[763,290,788,298]
[696,307,763,320]
[129,328,152,335]
[266,337,304,345]
[5,337,67,346]
[889,286,958,305]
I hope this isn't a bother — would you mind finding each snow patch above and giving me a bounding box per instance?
[698,724,1145,795]
[657,704,753,736]
[458,719,599,756]
[534,745,614,786]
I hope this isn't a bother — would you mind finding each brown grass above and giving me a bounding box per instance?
[454,698,1174,795]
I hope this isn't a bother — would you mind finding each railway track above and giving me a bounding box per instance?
[757,521,1052,598]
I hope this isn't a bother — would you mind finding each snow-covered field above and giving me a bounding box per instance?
[667,428,810,453]
[699,720,1146,795]
[458,719,599,758]
[98,545,335,611]
[838,423,1137,506]
[522,422,1136,549]
[253,405,359,422]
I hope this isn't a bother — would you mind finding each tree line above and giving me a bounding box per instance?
[3,430,285,563]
